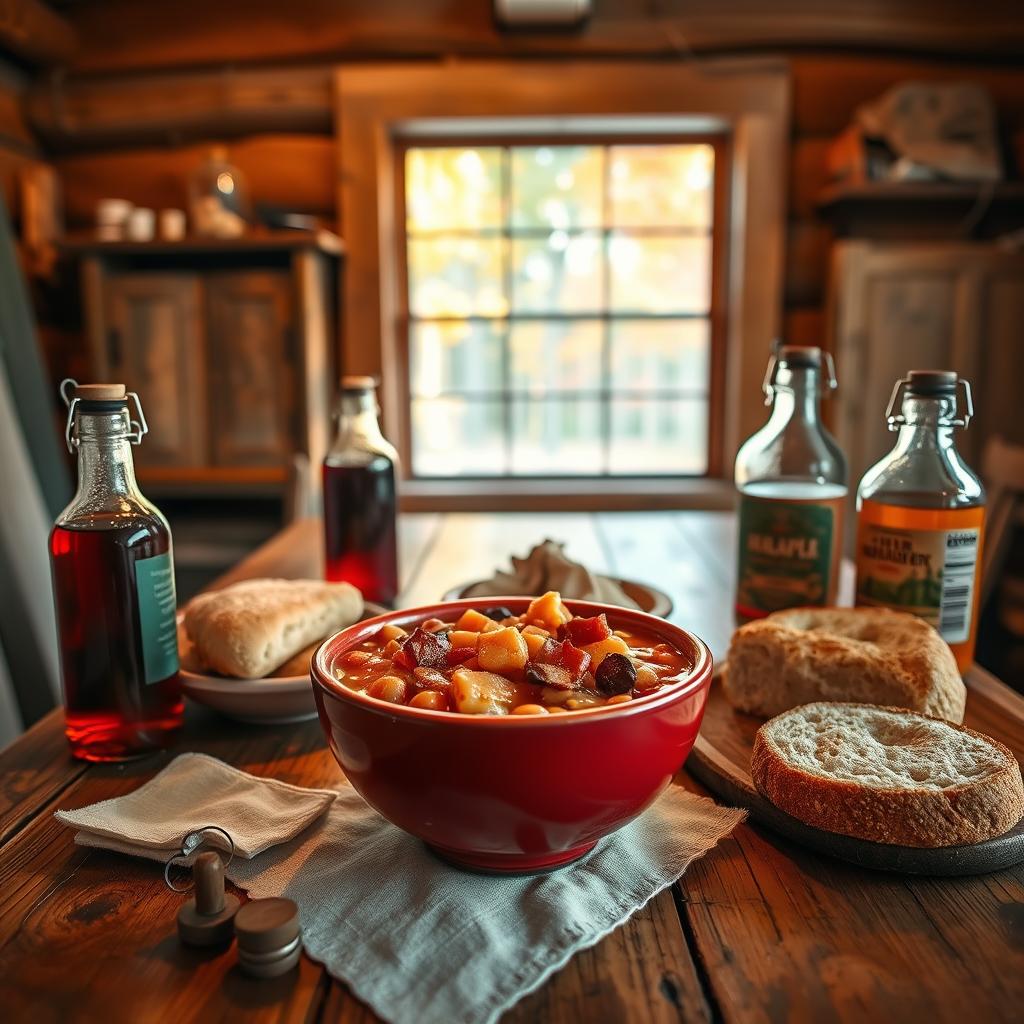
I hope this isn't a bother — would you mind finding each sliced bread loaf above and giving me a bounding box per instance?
[751,702,1024,847]
[724,607,966,722]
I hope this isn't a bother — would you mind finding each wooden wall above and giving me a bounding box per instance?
[10,0,1024,389]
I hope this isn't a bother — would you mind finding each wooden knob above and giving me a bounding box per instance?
[193,851,225,916]
[176,852,239,948]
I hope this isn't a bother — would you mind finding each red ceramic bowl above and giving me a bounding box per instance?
[310,597,713,873]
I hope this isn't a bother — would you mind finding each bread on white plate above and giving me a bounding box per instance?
[724,606,966,723]
[184,578,362,679]
[751,702,1024,847]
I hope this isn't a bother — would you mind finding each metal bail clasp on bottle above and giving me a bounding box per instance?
[884,372,974,430]
[60,378,150,452]
[761,345,838,405]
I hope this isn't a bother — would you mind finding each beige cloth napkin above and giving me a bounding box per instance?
[54,752,336,862]
[464,539,641,609]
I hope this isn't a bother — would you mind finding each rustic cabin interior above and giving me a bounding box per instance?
[2,2,1024,1021]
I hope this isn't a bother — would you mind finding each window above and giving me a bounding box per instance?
[400,140,723,480]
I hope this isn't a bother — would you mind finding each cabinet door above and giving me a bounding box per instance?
[829,241,1024,490]
[205,272,294,465]
[105,273,205,466]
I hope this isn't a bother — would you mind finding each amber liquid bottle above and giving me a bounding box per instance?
[856,370,984,673]
[323,377,399,606]
[49,383,182,761]
[734,346,848,620]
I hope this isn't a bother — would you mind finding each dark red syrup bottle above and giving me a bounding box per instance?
[49,382,182,761]
[322,376,400,607]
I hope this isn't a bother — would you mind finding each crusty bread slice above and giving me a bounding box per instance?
[751,702,1024,847]
[724,607,966,723]
[184,578,362,678]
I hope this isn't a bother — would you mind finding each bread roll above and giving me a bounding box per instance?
[184,578,362,678]
[724,607,966,722]
[751,702,1024,847]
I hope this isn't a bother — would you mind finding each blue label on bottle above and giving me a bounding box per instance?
[134,552,179,684]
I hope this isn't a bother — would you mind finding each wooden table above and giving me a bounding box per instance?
[2,512,1022,1023]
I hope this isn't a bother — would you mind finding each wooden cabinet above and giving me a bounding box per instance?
[73,233,342,497]
[828,240,1024,493]
[104,272,205,466]
[205,271,293,465]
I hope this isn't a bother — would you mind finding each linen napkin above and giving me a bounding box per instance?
[464,539,641,609]
[227,783,745,1024]
[54,752,336,862]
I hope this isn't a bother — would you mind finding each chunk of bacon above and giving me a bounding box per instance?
[558,613,612,647]
[393,627,451,671]
[525,639,591,690]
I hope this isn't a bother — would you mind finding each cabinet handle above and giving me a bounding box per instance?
[108,327,122,366]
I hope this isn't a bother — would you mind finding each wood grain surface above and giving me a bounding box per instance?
[1,512,1022,1023]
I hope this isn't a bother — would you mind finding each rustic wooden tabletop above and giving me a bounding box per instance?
[1,512,1022,1023]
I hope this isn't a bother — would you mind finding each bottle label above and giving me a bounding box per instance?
[856,520,981,644]
[736,495,836,616]
[135,552,179,684]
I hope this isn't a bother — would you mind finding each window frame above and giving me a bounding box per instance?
[393,133,731,484]
[335,59,789,511]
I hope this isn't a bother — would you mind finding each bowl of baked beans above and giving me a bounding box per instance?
[310,592,712,873]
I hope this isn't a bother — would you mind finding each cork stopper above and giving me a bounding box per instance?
[234,897,302,978]
[339,375,378,393]
[74,383,126,401]
[176,851,240,947]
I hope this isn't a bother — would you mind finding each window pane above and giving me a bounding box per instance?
[510,398,603,474]
[608,234,710,314]
[511,233,603,314]
[610,319,710,393]
[408,237,507,318]
[509,320,603,394]
[411,320,504,396]
[405,148,503,232]
[411,398,506,476]
[609,398,708,475]
[609,144,714,229]
[510,146,603,229]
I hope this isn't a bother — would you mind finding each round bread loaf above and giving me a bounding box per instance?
[751,702,1024,847]
[724,607,966,723]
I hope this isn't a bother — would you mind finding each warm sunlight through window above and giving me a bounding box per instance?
[402,142,719,478]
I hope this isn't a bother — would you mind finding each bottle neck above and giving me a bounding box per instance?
[74,410,142,502]
[766,366,822,427]
[329,390,395,462]
[891,395,957,456]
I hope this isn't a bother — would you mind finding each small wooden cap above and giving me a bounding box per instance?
[234,897,300,955]
[74,383,126,400]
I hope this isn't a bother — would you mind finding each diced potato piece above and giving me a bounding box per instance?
[448,630,480,651]
[376,623,407,643]
[523,631,550,659]
[521,624,550,636]
[581,634,630,669]
[456,608,493,632]
[451,669,517,715]
[526,591,571,632]
[477,626,529,674]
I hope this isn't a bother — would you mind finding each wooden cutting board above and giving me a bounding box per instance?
[687,665,1024,876]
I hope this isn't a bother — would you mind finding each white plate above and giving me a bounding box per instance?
[179,601,387,725]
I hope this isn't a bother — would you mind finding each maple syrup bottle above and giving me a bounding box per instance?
[49,382,182,761]
[322,377,400,606]
[856,370,985,673]
[734,346,848,620]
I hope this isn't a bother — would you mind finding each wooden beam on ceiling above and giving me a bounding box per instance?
[0,0,76,67]
[26,66,332,151]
